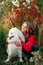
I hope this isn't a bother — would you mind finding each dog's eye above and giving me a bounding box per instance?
[11,33,12,34]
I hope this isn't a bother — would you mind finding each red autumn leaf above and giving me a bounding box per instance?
[36,15,42,21]
[15,7,22,14]
[29,2,39,17]
[14,15,21,24]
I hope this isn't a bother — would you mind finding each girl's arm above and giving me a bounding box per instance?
[21,35,35,53]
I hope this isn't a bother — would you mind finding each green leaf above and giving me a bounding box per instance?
[38,0,43,5]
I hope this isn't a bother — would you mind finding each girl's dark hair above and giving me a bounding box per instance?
[29,26,36,36]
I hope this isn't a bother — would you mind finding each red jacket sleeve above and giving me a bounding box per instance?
[21,35,36,53]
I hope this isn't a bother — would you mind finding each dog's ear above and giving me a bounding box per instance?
[6,35,9,37]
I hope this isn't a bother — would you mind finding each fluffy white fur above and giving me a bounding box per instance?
[4,27,25,62]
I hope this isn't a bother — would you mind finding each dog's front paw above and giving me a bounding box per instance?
[20,59,24,62]
[4,58,10,63]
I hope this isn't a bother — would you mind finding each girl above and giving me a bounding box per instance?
[19,21,39,60]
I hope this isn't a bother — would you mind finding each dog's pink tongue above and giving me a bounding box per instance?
[8,42,12,44]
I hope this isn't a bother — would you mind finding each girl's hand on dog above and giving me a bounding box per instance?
[15,42,21,47]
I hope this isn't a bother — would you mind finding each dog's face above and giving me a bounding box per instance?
[7,27,25,44]
[7,28,18,43]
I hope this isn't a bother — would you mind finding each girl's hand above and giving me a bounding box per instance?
[15,42,21,47]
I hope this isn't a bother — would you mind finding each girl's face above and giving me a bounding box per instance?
[21,22,29,37]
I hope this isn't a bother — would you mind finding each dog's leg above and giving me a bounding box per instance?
[18,48,23,62]
[4,54,11,62]
[4,56,10,62]
[4,46,12,62]
[19,51,23,62]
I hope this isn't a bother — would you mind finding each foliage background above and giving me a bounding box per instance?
[0,0,43,65]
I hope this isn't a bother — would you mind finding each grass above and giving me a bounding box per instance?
[0,56,32,65]
[0,50,43,65]
[0,49,33,65]
[0,44,43,65]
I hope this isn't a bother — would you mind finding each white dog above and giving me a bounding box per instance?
[4,27,25,62]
